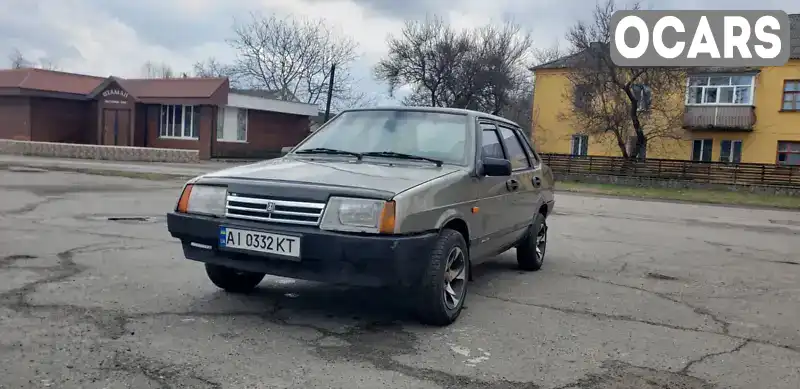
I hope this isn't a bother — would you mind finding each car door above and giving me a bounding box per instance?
[516,126,549,211]
[470,120,515,262]
[496,124,538,239]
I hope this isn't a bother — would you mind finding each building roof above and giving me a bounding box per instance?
[231,88,303,103]
[533,13,800,71]
[0,68,228,102]
[231,88,281,99]
[119,77,227,99]
[227,89,318,117]
[0,68,104,95]
[0,68,318,117]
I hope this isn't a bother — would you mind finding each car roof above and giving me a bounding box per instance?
[337,106,522,128]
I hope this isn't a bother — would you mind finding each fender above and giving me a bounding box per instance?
[434,208,469,232]
[434,210,473,281]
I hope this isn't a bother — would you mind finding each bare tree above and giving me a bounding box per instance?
[561,0,686,159]
[504,43,565,136]
[8,48,62,70]
[375,17,472,107]
[193,57,242,86]
[476,22,535,115]
[228,12,361,109]
[336,91,380,109]
[141,61,174,78]
[374,17,533,116]
[9,48,30,69]
[39,58,61,71]
[532,45,564,68]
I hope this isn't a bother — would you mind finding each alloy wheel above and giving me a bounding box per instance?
[442,246,467,310]
[535,222,547,262]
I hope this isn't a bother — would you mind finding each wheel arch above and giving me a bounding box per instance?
[435,208,470,246]
[438,215,472,281]
[538,203,549,218]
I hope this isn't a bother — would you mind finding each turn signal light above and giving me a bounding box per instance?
[378,200,396,234]
[176,184,194,213]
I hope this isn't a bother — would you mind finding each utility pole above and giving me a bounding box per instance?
[323,64,335,122]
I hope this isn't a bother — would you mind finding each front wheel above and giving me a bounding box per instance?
[205,264,266,294]
[415,229,469,326]
[517,213,547,271]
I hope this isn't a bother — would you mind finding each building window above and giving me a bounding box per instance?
[627,136,647,159]
[571,134,588,156]
[216,107,247,142]
[632,84,652,111]
[719,140,742,163]
[216,108,224,139]
[237,108,248,141]
[160,105,198,139]
[686,75,754,106]
[777,141,800,166]
[573,84,592,110]
[691,139,713,162]
[782,80,800,111]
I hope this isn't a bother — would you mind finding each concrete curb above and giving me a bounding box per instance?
[0,162,200,181]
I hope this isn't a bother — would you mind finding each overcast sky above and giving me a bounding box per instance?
[1,0,797,105]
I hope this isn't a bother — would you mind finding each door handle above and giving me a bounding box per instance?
[533,176,542,188]
[506,179,519,191]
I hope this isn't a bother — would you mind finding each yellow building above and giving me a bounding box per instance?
[531,18,800,166]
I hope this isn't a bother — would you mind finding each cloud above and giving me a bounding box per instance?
[1,0,798,105]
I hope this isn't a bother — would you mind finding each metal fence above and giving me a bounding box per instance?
[540,153,800,188]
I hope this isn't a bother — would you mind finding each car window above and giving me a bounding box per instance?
[480,124,505,159]
[498,126,531,170]
[513,127,539,165]
[294,110,469,165]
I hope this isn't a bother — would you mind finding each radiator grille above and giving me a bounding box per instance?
[225,193,325,226]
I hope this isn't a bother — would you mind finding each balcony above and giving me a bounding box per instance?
[683,105,755,131]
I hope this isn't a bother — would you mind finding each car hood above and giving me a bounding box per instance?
[201,156,463,194]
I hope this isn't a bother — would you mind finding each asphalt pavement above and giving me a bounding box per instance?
[0,163,799,388]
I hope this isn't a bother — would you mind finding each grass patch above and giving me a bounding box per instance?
[557,181,800,210]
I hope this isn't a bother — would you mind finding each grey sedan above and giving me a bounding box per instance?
[166,107,555,325]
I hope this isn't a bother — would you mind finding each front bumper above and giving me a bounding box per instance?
[166,212,438,288]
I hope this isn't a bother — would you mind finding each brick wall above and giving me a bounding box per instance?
[30,97,92,143]
[212,109,311,159]
[0,96,31,140]
[0,139,199,163]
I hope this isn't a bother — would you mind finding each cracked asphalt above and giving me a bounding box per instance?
[1,166,799,389]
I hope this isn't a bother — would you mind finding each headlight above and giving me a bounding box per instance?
[319,197,395,234]
[176,184,227,216]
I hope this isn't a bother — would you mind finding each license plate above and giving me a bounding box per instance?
[218,227,300,258]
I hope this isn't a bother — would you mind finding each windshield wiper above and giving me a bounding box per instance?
[362,151,443,167]
[294,148,362,160]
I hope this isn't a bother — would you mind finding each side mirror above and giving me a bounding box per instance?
[280,146,293,155]
[481,157,512,176]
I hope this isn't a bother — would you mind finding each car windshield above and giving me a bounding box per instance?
[293,110,470,165]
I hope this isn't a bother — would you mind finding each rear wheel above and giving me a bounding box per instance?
[517,213,547,271]
[416,229,469,326]
[205,264,265,294]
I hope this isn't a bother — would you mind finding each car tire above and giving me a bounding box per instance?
[517,212,547,271]
[415,229,469,326]
[205,264,266,294]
